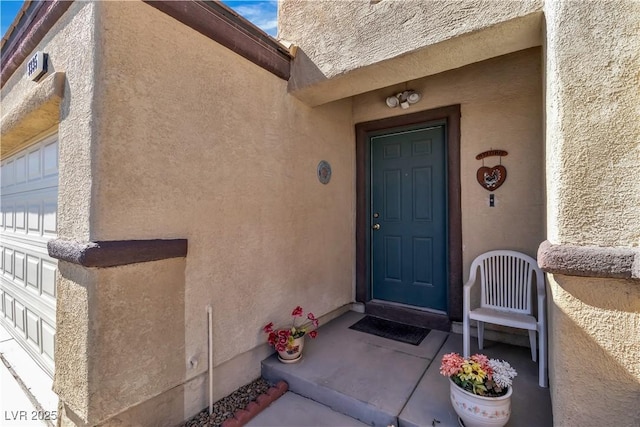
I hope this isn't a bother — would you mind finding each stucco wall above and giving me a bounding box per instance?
[544,0,640,247]
[278,0,542,105]
[55,258,186,425]
[74,1,354,424]
[353,48,544,276]
[547,275,640,425]
[0,1,96,241]
[543,2,640,425]
[279,0,542,80]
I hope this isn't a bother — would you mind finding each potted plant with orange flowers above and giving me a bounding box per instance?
[440,352,517,427]
[263,306,319,363]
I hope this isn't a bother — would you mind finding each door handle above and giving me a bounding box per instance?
[372,224,381,230]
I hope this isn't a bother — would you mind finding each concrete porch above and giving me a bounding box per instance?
[253,311,552,427]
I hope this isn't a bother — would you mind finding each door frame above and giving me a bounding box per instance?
[355,105,462,331]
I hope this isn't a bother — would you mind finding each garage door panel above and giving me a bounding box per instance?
[3,248,13,276]
[2,159,14,187]
[26,255,40,290]
[26,309,40,347]
[15,203,26,232]
[5,293,14,321]
[28,202,41,235]
[15,155,27,184]
[14,251,25,283]
[43,198,57,237]
[15,300,25,333]
[1,135,57,377]
[28,149,41,181]
[41,260,57,299]
[43,141,58,177]
[42,320,55,362]
[4,204,14,229]
[1,242,56,305]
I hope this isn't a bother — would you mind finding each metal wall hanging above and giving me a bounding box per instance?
[317,160,332,184]
[476,149,508,191]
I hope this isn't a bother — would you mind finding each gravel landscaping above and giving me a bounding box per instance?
[182,377,272,427]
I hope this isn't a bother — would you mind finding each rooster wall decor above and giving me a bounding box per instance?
[476,149,508,191]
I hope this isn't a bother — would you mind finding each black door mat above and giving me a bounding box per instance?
[348,316,430,346]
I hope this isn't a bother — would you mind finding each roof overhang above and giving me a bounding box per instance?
[289,12,544,107]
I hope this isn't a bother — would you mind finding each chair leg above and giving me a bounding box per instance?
[529,330,537,362]
[463,315,470,358]
[539,324,548,388]
[477,321,484,350]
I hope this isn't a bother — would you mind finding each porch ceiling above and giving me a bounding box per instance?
[289,12,543,107]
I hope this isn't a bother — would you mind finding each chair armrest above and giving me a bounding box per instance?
[463,268,478,316]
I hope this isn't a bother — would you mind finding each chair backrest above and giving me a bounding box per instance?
[471,250,542,315]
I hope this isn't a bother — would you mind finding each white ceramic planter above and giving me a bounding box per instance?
[449,379,512,427]
[277,336,304,363]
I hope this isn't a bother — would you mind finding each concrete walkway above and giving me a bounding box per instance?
[257,311,552,427]
[0,324,58,427]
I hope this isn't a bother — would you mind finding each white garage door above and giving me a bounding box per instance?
[0,134,58,377]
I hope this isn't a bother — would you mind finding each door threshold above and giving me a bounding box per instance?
[370,299,447,316]
[365,300,451,332]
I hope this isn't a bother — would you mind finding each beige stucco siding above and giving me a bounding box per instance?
[70,1,354,422]
[1,1,96,241]
[279,0,542,80]
[548,275,640,425]
[543,2,640,425]
[544,0,640,247]
[0,2,98,421]
[354,48,544,275]
[279,0,542,105]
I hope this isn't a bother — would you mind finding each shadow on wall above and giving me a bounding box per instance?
[287,48,328,93]
[548,275,640,426]
[55,259,188,425]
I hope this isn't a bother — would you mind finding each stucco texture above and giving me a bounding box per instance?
[1,1,97,242]
[354,48,545,277]
[542,2,640,426]
[83,1,354,422]
[54,258,186,426]
[279,0,542,105]
[547,275,640,426]
[544,0,640,247]
[0,72,65,157]
[279,0,542,80]
[54,263,92,422]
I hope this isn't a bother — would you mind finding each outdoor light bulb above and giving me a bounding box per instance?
[407,91,421,104]
[386,96,399,108]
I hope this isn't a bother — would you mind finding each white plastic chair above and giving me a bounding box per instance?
[463,250,547,387]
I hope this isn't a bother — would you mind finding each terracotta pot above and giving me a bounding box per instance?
[277,336,304,363]
[449,379,512,427]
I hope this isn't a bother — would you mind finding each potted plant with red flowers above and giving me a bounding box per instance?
[263,306,319,363]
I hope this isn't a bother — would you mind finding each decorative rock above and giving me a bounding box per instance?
[181,378,272,427]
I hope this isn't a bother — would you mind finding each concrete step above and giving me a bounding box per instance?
[261,311,449,427]
[246,392,370,427]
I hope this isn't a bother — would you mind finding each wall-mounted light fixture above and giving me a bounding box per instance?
[385,90,421,109]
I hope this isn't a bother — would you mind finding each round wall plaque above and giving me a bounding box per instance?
[317,160,332,184]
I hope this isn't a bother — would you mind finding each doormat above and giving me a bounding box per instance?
[348,316,430,346]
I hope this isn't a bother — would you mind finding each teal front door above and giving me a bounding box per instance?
[370,124,448,311]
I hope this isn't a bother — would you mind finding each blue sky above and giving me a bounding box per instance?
[1,0,22,38]
[1,0,277,39]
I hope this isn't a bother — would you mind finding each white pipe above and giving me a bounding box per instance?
[207,305,213,416]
